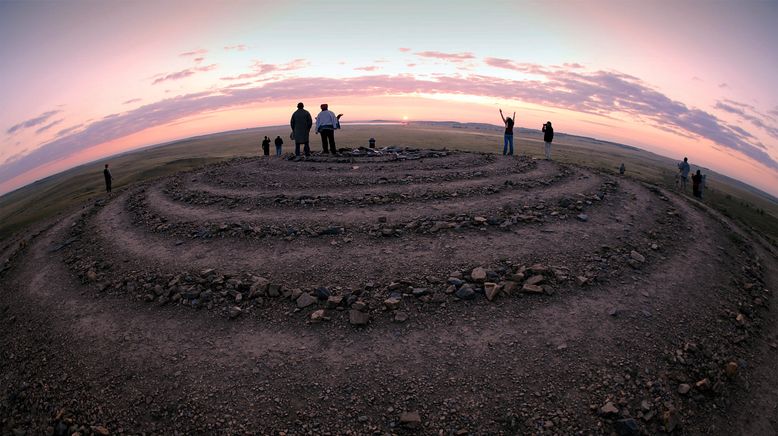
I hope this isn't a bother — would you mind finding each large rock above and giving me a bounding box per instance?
[525,274,544,286]
[470,267,488,282]
[399,411,421,428]
[484,282,500,301]
[384,297,402,310]
[228,306,242,319]
[310,309,327,322]
[349,309,369,325]
[600,401,619,417]
[630,250,646,263]
[456,284,476,300]
[249,277,269,298]
[522,284,544,294]
[296,293,316,308]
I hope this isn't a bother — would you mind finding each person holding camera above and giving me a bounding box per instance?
[542,121,554,160]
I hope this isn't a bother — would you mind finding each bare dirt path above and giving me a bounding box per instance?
[1,150,775,435]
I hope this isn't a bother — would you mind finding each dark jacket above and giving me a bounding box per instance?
[290,108,312,144]
[542,124,554,143]
[261,138,271,150]
[103,168,112,182]
[274,137,283,147]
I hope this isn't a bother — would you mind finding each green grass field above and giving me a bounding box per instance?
[1,123,776,245]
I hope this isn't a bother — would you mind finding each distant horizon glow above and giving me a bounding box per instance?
[1,0,777,196]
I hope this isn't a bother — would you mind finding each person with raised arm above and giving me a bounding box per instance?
[316,103,342,154]
[499,109,515,155]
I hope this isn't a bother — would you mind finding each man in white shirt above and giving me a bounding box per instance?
[315,104,342,154]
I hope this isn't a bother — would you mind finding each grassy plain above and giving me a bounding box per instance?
[1,123,776,245]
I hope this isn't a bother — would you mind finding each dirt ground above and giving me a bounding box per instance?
[1,150,776,435]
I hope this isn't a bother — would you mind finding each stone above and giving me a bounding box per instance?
[326,295,343,308]
[267,284,282,297]
[677,383,691,395]
[662,409,680,432]
[399,411,422,428]
[725,361,738,377]
[455,284,476,300]
[576,213,588,222]
[736,313,746,326]
[394,311,409,323]
[630,250,646,263]
[600,401,619,416]
[502,281,518,295]
[234,293,243,303]
[471,267,487,282]
[614,418,639,436]
[528,264,549,274]
[576,276,589,286]
[351,300,367,311]
[249,277,269,298]
[296,293,316,308]
[228,306,242,319]
[525,275,544,286]
[86,270,98,282]
[484,282,500,301]
[310,309,327,322]
[695,378,710,391]
[522,284,544,294]
[349,309,369,325]
[412,288,429,297]
[92,426,110,436]
[384,297,402,310]
[315,287,331,300]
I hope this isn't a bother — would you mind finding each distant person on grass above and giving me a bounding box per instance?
[677,157,691,191]
[542,121,554,160]
[290,102,312,157]
[274,135,283,156]
[103,164,113,195]
[261,136,271,156]
[316,104,343,154]
[499,109,515,155]
[692,169,703,198]
[619,163,626,175]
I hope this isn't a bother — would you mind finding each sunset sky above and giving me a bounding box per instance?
[1,0,777,196]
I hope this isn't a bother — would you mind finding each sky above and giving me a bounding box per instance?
[1,0,778,196]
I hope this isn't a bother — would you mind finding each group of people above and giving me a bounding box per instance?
[677,157,706,198]
[289,102,342,157]
[499,109,554,159]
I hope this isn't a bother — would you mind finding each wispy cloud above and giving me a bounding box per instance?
[715,99,778,141]
[152,64,217,85]
[719,82,729,89]
[7,110,62,134]
[398,47,411,52]
[354,66,378,72]
[180,48,207,57]
[56,124,83,137]
[415,51,475,62]
[34,118,64,135]
[123,98,142,105]
[224,44,247,51]
[220,59,308,81]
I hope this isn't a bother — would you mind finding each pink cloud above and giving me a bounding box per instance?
[414,51,475,62]
[180,48,207,57]
[123,98,142,105]
[220,59,308,81]
[7,110,62,134]
[152,64,217,85]
[398,47,411,52]
[355,66,379,72]
[224,44,247,51]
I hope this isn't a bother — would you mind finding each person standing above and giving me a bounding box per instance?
[677,157,691,191]
[274,136,284,156]
[261,136,271,156]
[692,169,703,198]
[316,103,342,154]
[369,137,376,149]
[619,163,626,175]
[499,109,515,155]
[290,102,313,157]
[103,164,113,195]
[542,121,554,160]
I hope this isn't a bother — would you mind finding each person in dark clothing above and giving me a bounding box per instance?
[290,102,313,157]
[499,109,515,155]
[369,137,376,148]
[542,121,554,160]
[692,169,703,198]
[103,164,113,195]
[619,163,626,175]
[274,136,283,156]
[261,136,271,156]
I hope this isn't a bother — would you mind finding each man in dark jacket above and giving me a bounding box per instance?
[542,121,554,160]
[274,136,284,156]
[103,164,113,195]
[261,136,271,156]
[290,102,312,157]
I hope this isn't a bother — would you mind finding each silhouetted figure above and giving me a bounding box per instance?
[499,109,515,155]
[316,104,342,154]
[542,121,554,160]
[274,136,283,156]
[369,137,376,148]
[261,136,271,156]
[677,157,690,191]
[103,164,113,195]
[692,169,703,198]
[290,102,313,157]
[700,174,707,199]
[619,163,626,175]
